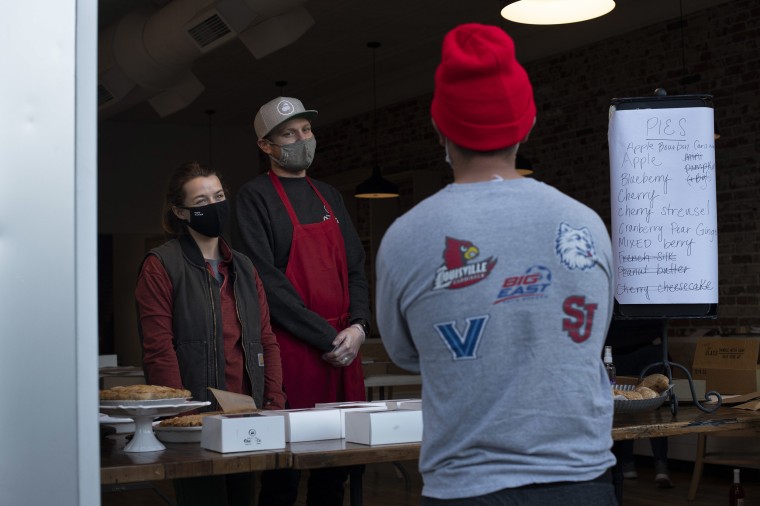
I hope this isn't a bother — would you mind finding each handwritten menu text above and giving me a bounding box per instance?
[608,107,718,304]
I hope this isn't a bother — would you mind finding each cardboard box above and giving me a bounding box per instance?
[260,408,341,442]
[345,409,423,445]
[692,338,760,394]
[200,413,285,453]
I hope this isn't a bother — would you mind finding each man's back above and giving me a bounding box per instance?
[376,177,615,499]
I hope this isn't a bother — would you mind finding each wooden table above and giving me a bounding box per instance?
[612,405,760,440]
[101,406,760,503]
[287,439,420,469]
[100,436,289,485]
[101,406,760,483]
[100,438,419,485]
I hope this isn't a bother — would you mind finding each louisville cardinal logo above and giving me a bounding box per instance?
[433,237,497,290]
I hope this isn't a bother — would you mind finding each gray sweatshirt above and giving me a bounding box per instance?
[376,177,616,499]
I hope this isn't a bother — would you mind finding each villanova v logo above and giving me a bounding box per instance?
[434,315,489,360]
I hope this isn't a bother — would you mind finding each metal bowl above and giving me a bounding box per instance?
[614,384,672,414]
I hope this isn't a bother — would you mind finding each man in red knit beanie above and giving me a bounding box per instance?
[431,23,536,152]
[376,23,617,505]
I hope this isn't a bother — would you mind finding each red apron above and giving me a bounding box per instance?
[269,171,366,409]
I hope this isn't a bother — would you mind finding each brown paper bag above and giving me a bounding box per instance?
[207,387,258,413]
[724,391,760,411]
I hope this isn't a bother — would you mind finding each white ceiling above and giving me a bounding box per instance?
[98,0,731,127]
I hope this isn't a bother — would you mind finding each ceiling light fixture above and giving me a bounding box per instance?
[501,0,615,25]
[355,42,399,199]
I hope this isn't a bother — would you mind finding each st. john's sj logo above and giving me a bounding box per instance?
[433,237,497,290]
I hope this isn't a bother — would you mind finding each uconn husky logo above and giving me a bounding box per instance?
[434,315,489,360]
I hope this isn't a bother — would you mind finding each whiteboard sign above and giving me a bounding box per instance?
[609,106,718,305]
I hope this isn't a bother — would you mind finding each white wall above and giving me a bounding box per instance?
[0,0,99,504]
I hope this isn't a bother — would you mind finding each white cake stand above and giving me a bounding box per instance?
[100,400,210,452]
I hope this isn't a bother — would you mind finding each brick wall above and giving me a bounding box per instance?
[311,0,760,337]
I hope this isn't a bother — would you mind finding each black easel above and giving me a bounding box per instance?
[636,319,722,415]
[610,90,721,416]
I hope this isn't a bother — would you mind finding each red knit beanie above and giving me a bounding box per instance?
[431,23,536,152]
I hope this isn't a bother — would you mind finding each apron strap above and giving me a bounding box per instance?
[268,171,300,225]
[306,178,338,223]
[268,171,339,226]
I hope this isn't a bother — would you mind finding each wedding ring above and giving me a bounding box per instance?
[342,357,349,364]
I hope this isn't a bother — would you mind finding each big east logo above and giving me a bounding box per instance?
[433,237,497,290]
[493,265,552,305]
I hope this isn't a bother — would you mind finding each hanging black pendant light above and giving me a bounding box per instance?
[356,165,400,198]
[355,42,399,199]
[515,153,534,176]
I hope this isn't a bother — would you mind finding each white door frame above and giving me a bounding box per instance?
[0,0,100,504]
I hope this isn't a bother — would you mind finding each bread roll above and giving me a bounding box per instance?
[634,386,659,399]
[612,389,643,400]
[639,373,670,393]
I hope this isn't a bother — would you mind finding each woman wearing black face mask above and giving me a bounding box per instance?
[135,161,286,506]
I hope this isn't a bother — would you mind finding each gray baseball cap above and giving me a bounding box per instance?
[254,97,318,139]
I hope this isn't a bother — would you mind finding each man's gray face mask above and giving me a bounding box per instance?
[270,137,317,173]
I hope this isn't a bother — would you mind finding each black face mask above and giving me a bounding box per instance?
[181,200,230,238]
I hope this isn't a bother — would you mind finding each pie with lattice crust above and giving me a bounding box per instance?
[158,413,214,427]
[100,384,191,401]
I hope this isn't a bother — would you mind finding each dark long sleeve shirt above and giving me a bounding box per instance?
[234,174,371,352]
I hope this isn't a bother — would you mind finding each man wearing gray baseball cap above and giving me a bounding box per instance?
[235,96,371,506]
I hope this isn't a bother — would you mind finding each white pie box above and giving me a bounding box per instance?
[329,404,390,438]
[385,399,421,410]
[394,400,421,410]
[345,409,423,445]
[315,401,388,409]
[259,408,342,442]
[200,413,285,453]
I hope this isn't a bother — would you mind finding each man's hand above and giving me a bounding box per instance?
[322,324,365,367]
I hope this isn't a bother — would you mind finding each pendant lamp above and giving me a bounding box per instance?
[501,0,615,25]
[355,42,399,199]
[516,153,534,176]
